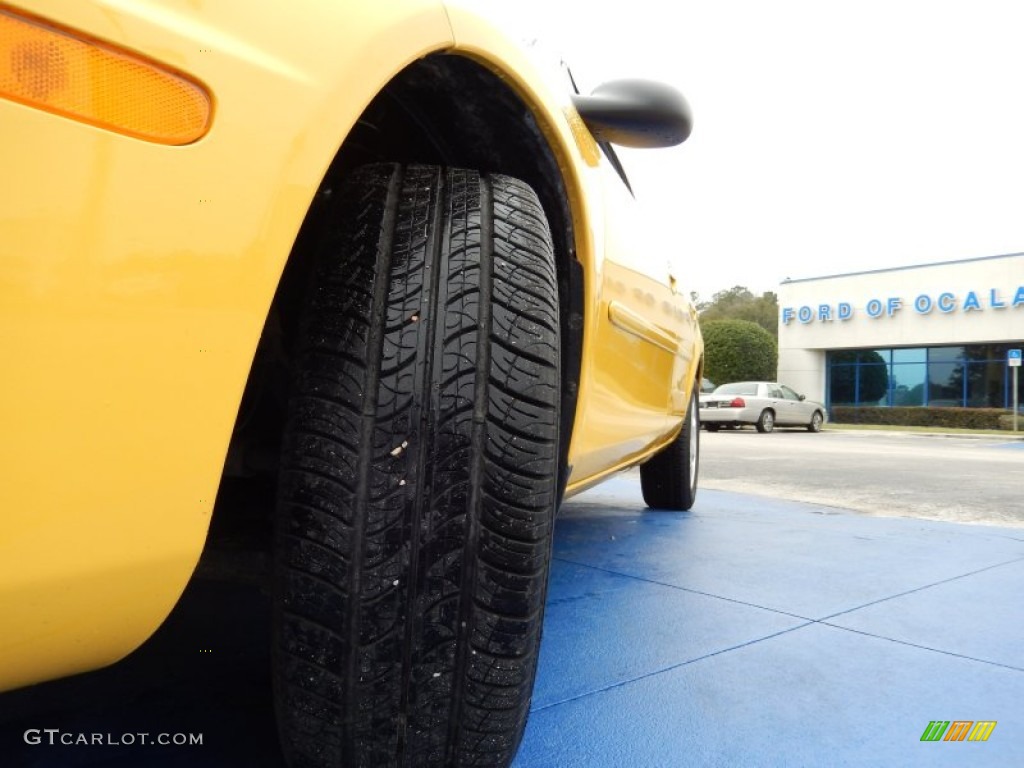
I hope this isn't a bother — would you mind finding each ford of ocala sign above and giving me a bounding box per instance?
[781,286,1024,325]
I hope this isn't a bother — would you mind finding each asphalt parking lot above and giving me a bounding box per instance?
[701,427,1024,526]
[2,432,1021,766]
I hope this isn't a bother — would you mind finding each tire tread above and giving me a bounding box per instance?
[274,165,558,768]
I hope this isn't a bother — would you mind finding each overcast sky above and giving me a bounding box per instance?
[486,0,1024,301]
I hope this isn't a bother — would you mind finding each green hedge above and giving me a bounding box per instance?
[830,406,1014,430]
[700,319,777,384]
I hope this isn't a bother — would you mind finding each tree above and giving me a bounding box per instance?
[701,319,778,384]
[694,286,779,338]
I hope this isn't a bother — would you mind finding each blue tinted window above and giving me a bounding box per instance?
[928,362,963,406]
[858,365,889,406]
[891,363,926,406]
[893,348,926,364]
[929,346,966,363]
[829,364,857,406]
[826,344,1023,410]
[966,362,1006,407]
[858,349,891,364]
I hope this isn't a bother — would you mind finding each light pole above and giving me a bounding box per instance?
[1010,349,1021,433]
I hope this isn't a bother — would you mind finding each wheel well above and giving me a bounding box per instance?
[204,54,584,574]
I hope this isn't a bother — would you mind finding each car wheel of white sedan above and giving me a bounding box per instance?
[755,408,775,433]
[808,410,824,433]
[640,385,700,510]
[272,164,560,768]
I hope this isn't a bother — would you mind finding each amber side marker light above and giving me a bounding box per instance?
[0,6,210,144]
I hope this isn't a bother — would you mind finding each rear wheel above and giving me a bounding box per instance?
[273,164,561,768]
[704,423,721,432]
[755,409,775,433]
[640,386,700,510]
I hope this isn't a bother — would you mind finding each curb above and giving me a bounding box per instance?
[823,427,1024,441]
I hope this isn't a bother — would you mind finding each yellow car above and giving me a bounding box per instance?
[0,1,703,765]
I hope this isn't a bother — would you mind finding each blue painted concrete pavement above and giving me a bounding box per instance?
[513,475,1023,768]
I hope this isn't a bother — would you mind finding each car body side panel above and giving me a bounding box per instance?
[777,396,802,425]
[566,165,702,486]
[700,404,764,425]
[0,0,454,691]
[1,0,701,691]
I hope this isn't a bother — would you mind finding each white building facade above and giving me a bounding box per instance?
[777,253,1024,411]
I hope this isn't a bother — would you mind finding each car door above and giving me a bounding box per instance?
[567,143,701,482]
[762,383,787,423]
[778,384,809,425]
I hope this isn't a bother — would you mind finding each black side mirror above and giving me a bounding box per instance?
[799,394,806,401]
[572,79,692,148]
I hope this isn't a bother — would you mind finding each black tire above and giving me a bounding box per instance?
[704,423,721,432]
[640,386,700,510]
[272,164,561,768]
[808,410,824,433]
[755,409,775,433]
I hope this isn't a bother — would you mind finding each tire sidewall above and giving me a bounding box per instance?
[685,389,700,503]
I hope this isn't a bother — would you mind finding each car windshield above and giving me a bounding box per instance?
[714,382,759,396]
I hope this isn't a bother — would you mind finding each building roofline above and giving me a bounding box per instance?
[779,251,1024,286]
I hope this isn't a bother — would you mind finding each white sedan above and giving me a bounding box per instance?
[700,381,827,433]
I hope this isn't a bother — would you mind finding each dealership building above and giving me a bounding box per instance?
[777,252,1024,410]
